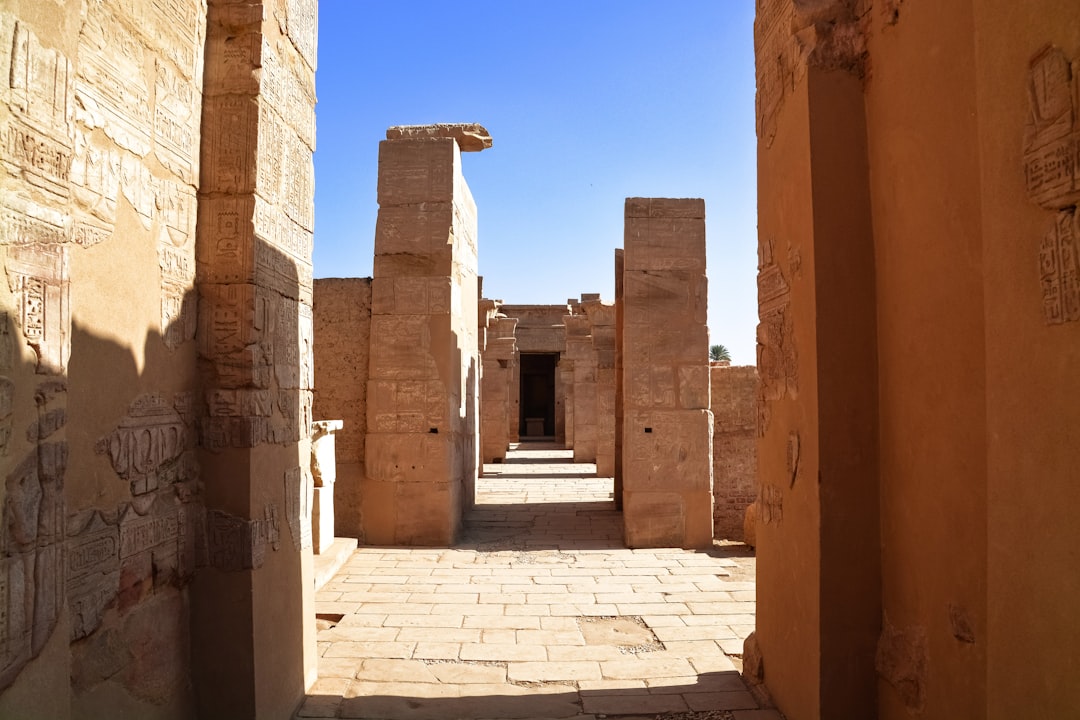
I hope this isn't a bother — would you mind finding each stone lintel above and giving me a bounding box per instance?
[386,123,493,152]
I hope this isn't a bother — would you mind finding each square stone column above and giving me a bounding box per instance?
[621,198,713,548]
[583,299,616,477]
[565,314,597,462]
[614,249,626,508]
[364,125,489,546]
[481,316,517,463]
[193,0,318,715]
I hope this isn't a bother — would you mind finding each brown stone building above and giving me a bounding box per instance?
[0,1,1076,719]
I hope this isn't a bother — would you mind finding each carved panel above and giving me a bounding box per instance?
[1039,209,1080,325]
[0,16,73,140]
[69,126,119,227]
[0,195,70,247]
[76,1,152,156]
[0,119,72,200]
[1023,46,1080,210]
[756,237,798,422]
[149,0,203,81]
[66,511,119,641]
[284,466,312,551]
[158,243,195,349]
[4,243,70,375]
[96,393,190,495]
[284,0,318,71]
[207,505,280,571]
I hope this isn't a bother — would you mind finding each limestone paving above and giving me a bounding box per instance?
[300,443,764,720]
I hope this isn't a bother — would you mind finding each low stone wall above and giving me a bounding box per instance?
[312,278,372,540]
[710,365,758,541]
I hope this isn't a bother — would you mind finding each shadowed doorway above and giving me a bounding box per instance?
[518,352,557,438]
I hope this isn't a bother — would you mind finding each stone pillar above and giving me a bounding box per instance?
[193,0,318,714]
[566,313,597,462]
[584,299,616,477]
[364,123,490,546]
[614,249,625,508]
[507,349,520,443]
[481,316,517,463]
[621,198,713,548]
[554,360,567,444]
[311,420,343,554]
[750,2,880,716]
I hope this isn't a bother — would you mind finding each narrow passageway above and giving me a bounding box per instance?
[301,445,769,720]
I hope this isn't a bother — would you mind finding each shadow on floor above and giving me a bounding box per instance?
[300,670,762,719]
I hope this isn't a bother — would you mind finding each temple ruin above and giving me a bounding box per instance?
[0,1,1077,719]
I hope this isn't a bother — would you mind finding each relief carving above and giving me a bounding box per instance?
[153,58,198,183]
[284,466,312,551]
[756,237,798,432]
[1039,209,1080,324]
[1025,47,1080,326]
[0,119,72,200]
[76,1,151,156]
[207,504,280,572]
[1,16,73,139]
[1024,46,1079,210]
[4,243,70,375]
[69,126,120,226]
[96,393,192,496]
[759,483,783,526]
[755,0,867,147]
[158,242,196,349]
[0,434,66,689]
[66,510,119,641]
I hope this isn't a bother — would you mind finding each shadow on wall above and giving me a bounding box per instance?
[1,234,313,718]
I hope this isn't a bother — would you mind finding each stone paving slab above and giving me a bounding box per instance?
[299,443,762,720]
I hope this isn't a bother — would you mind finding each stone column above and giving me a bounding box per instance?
[583,299,616,477]
[621,198,713,548]
[750,2,880,716]
[364,124,490,546]
[565,313,597,462]
[481,316,517,463]
[193,0,318,714]
[614,249,625,508]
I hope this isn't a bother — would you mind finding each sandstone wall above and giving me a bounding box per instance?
[709,365,757,541]
[751,1,1080,718]
[0,0,318,716]
[312,278,372,540]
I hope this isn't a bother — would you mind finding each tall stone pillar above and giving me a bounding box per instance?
[193,0,318,714]
[621,198,713,548]
[481,316,517,463]
[566,313,597,462]
[583,299,616,477]
[364,124,490,546]
[614,249,625,508]
[750,2,880,716]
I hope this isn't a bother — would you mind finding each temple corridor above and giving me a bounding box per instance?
[300,444,766,720]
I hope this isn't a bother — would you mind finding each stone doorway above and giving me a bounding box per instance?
[518,353,558,439]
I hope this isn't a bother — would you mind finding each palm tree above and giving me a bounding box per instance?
[710,344,731,363]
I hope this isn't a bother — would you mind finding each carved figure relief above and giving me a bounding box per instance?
[96,393,191,496]
[158,241,196,349]
[1025,46,1080,326]
[207,504,280,572]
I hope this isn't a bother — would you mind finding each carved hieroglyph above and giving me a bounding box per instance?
[756,237,797,437]
[1025,47,1080,325]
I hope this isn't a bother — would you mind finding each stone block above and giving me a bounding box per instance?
[377,138,458,207]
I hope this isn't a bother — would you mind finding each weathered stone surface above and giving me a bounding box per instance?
[386,123,493,152]
[711,365,758,541]
[621,198,713,548]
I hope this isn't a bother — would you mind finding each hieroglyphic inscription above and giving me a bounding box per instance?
[756,237,798,423]
[159,243,196,349]
[0,195,70,246]
[284,466,312,551]
[1039,210,1080,324]
[69,127,119,225]
[4,243,70,375]
[283,0,318,71]
[76,1,152,156]
[96,393,189,495]
[66,511,119,641]
[207,505,280,571]
[0,120,72,199]
[149,0,203,81]
[119,509,179,559]
[759,484,783,525]
[1024,47,1080,210]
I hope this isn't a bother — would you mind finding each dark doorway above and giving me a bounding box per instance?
[519,353,557,438]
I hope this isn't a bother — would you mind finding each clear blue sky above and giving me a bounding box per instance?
[313,2,758,365]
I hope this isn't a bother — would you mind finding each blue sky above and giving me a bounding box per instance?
[313,1,758,364]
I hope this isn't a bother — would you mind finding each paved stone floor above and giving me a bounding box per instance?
[299,443,772,720]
